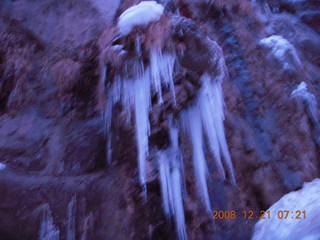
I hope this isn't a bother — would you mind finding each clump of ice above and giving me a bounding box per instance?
[105,49,176,195]
[252,178,320,240]
[118,1,164,36]
[0,163,6,170]
[291,82,318,120]
[259,35,301,66]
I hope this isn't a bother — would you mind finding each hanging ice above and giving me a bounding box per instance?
[150,48,176,104]
[291,82,318,120]
[171,160,187,240]
[199,74,236,185]
[39,204,60,240]
[180,73,236,212]
[104,61,151,196]
[106,48,176,194]
[158,120,187,240]
[133,66,151,196]
[117,1,164,36]
[67,196,76,240]
[181,106,211,212]
[158,151,175,217]
[104,77,118,164]
[80,214,92,240]
[252,178,320,240]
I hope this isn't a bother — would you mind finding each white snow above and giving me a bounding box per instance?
[0,163,6,170]
[291,82,318,119]
[259,35,301,66]
[118,1,164,36]
[252,178,320,240]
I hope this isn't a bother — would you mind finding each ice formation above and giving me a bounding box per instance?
[150,47,176,104]
[105,48,176,195]
[199,74,235,184]
[252,178,320,240]
[67,197,76,240]
[180,73,236,212]
[117,1,164,36]
[291,82,318,119]
[181,106,211,212]
[105,37,233,240]
[158,119,187,240]
[106,4,235,239]
[39,205,60,240]
[259,35,301,66]
[133,67,151,196]
[0,162,6,170]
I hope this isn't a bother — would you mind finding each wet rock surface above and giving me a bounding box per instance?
[0,0,320,239]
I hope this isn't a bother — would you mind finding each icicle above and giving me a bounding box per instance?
[198,74,225,180]
[150,47,176,105]
[171,160,187,240]
[180,73,236,212]
[158,151,175,217]
[106,48,176,196]
[133,67,151,197]
[181,106,211,213]
[80,213,92,240]
[150,48,164,104]
[199,74,236,185]
[158,120,187,240]
[67,196,76,240]
[39,204,60,240]
[136,35,142,57]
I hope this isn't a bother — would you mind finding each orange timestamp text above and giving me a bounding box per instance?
[212,210,306,220]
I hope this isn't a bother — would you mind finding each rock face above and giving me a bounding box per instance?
[0,0,319,240]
